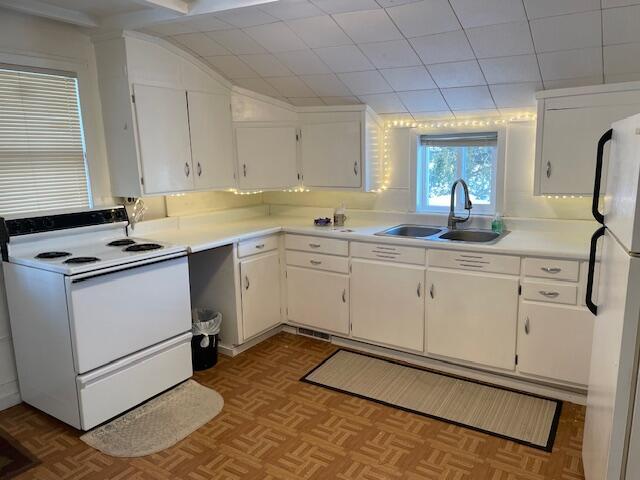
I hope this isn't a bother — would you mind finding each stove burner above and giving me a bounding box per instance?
[35,251,71,259]
[107,239,136,247]
[63,256,100,264]
[125,243,162,252]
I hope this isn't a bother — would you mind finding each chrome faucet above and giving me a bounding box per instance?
[447,178,472,229]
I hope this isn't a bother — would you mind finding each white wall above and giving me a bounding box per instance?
[0,8,114,409]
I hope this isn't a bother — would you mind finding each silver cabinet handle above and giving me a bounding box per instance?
[184,162,190,177]
[429,284,434,299]
[243,164,247,177]
[255,244,265,249]
[539,290,559,298]
[353,161,359,176]
[541,267,561,274]
[309,243,321,248]
[310,260,322,266]
[417,282,422,298]
[342,289,346,303]
[197,162,202,177]
[525,316,530,335]
[244,275,250,290]
[546,161,552,178]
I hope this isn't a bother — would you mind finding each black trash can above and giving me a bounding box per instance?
[191,309,221,371]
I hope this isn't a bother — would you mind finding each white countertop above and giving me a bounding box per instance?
[134,214,593,260]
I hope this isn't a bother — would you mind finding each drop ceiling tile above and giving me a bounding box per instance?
[205,29,265,54]
[523,0,600,19]
[359,40,421,68]
[300,73,353,95]
[543,75,603,89]
[378,0,425,6]
[379,66,437,91]
[332,9,403,43]
[358,93,407,113]
[204,55,257,78]
[259,0,324,20]
[441,85,496,110]
[238,53,292,77]
[602,0,640,6]
[215,7,278,28]
[266,75,317,96]
[182,14,233,32]
[409,30,474,64]
[467,21,534,58]
[427,60,486,88]
[450,0,526,28]
[337,70,393,94]
[386,0,460,38]
[603,5,640,45]
[479,55,541,83]
[287,15,352,48]
[233,77,282,97]
[454,108,500,118]
[275,50,331,74]
[288,96,325,106]
[397,89,449,111]
[244,22,308,52]
[145,21,201,36]
[604,43,640,75]
[310,0,381,14]
[538,47,603,80]
[489,82,541,108]
[531,11,602,53]
[170,33,230,56]
[412,110,455,121]
[606,72,640,83]
[314,45,374,72]
[321,96,361,105]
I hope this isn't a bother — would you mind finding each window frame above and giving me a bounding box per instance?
[410,126,506,216]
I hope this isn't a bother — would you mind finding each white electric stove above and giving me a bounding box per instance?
[1,206,193,430]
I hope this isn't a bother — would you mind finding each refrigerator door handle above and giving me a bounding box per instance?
[586,226,606,315]
[592,128,613,224]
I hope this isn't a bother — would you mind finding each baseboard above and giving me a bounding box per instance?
[0,380,21,411]
[218,325,285,357]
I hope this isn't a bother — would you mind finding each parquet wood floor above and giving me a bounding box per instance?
[0,332,585,479]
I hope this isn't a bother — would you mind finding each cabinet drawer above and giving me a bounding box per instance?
[351,241,425,265]
[238,235,279,258]
[286,251,349,274]
[522,280,577,305]
[523,257,579,281]
[428,249,520,275]
[285,234,348,256]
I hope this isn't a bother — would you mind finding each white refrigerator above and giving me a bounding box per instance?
[583,112,640,480]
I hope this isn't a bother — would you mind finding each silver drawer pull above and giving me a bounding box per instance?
[309,243,321,248]
[459,263,483,268]
[541,267,561,274]
[375,254,396,259]
[255,244,265,249]
[375,246,397,251]
[524,316,530,335]
[539,290,559,298]
[459,254,483,259]
[310,260,322,266]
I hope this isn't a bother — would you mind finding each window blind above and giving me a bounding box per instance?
[0,66,90,216]
[420,132,498,147]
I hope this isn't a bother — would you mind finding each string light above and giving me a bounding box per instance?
[227,188,263,195]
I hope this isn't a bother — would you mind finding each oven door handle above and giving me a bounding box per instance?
[70,252,187,283]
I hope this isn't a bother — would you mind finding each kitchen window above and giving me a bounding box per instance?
[415,131,502,215]
[0,65,91,216]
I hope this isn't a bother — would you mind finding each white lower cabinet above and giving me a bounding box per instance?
[286,266,349,334]
[426,269,519,370]
[239,251,281,340]
[350,259,425,352]
[517,302,594,385]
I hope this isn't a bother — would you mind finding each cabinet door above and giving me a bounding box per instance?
[426,269,518,370]
[518,302,594,385]
[240,251,282,341]
[286,266,349,334]
[133,84,193,194]
[235,126,298,190]
[539,104,640,195]
[301,121,361,188]
[187,91,235,190]
[351,259,425,351]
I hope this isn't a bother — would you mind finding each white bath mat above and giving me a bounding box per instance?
[80,380,223,457]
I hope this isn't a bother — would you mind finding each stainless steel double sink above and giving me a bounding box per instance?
[375,224,506,244]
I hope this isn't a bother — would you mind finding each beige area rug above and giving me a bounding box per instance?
[303,350,561,451]
[80,380,224,457]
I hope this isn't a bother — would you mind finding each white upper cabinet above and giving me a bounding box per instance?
[534,82,640,196]
[187,91,235,190]
[133,84,193,194]
[235,125,298,190]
